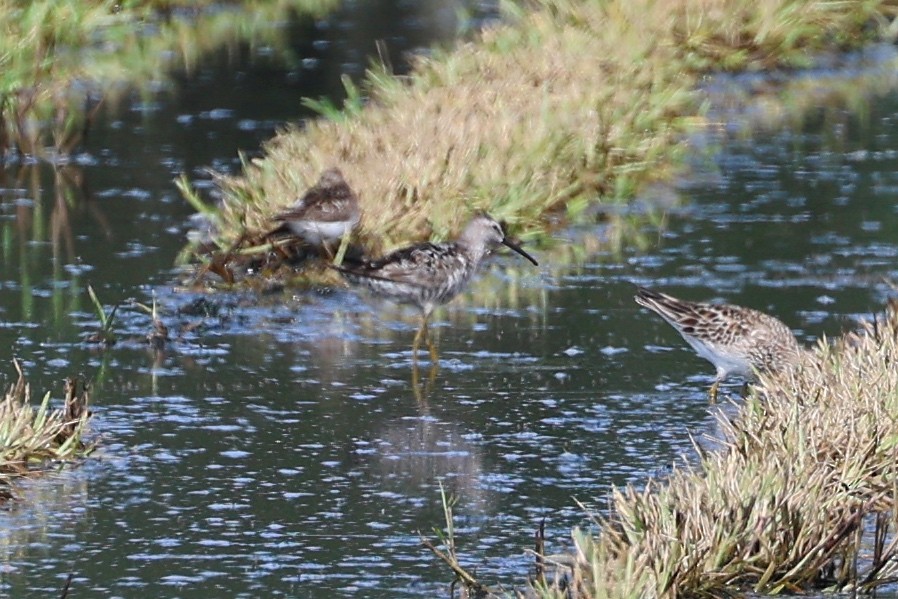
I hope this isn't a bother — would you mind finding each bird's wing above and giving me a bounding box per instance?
[274,178,356,223]
[339,243,454,287]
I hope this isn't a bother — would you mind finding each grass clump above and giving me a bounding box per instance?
[187,0,898,278]
[0,0,338,158]
[531,301,898,596]
[0,362,92,498]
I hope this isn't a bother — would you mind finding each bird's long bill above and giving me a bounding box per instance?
[501,238,539,266]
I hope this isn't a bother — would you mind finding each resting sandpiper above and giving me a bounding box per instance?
[634,286,803,401]
[273,167,361,248]
[335,213,539,360]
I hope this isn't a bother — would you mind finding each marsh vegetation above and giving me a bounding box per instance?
[0,364,91,499]
[2,1,898,597]
[185,0,898,283]
[522,302,898,596]
[0,0,337,159]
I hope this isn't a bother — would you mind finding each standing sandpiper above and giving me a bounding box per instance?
[634,286,803,402]
[272,167,361,250]
[334,213,539,361]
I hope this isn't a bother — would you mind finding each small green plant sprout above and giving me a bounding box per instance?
[420,481,497,598]
[131,293,169,351]
[85,284,119,346]
[301,74,366,122]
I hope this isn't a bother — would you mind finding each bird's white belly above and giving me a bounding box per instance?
[288,220,353,244]
[684,336,753,379]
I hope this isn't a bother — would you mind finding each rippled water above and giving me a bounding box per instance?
[2,6,898,597]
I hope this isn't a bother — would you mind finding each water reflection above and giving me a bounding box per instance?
[0,165,99,330]
[0,473,90,595]
[374,415,491,514]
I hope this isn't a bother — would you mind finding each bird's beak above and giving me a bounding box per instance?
[501,238,539,266]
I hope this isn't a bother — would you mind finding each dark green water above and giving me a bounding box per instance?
[1,8,898,598]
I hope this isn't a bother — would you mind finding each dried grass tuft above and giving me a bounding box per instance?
[0,362,92,497]
[537,301,898,597]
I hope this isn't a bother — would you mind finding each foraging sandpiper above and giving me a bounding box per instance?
[634,286,803,402]
[335,213,539,360]
[272,167,361,249]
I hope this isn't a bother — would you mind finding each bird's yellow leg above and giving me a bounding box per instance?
[709,380,720,404]
[413,314,433,358]
[317,239,335,261]
[425,320,439,366]
[412,323,424,365]
[418,315,435,363]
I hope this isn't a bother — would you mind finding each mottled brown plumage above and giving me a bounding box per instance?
[273,167,360,246]
[335,213,539,360]
[635,287,803,400]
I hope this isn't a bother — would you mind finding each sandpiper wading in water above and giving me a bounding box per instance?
[634,287,803,402]
[335,213,539,361]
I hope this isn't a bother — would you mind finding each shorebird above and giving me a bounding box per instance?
[272,167,361,251]
[634,286,803,402]
[334,213,539,361]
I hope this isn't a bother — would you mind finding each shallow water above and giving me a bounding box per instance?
[2,7,898,598]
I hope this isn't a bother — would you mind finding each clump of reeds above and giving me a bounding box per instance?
[189,0,898,276]
[0,0,337,159]
[0,362,92,497]
[532,300,898,597]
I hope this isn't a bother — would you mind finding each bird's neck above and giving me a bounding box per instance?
[455,241,489,267]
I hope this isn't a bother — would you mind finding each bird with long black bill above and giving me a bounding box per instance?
[334,213,539,362]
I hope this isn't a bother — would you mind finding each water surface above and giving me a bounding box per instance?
[1,9,898,598]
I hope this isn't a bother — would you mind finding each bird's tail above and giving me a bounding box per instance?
[634,286,698,324]
[327,262,428,288]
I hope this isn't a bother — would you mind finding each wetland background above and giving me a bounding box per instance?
[2,2,898,597]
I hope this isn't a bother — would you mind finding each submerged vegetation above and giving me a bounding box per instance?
[0,363,91,498]
[185,0,898,282]
[0,0,338,159]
